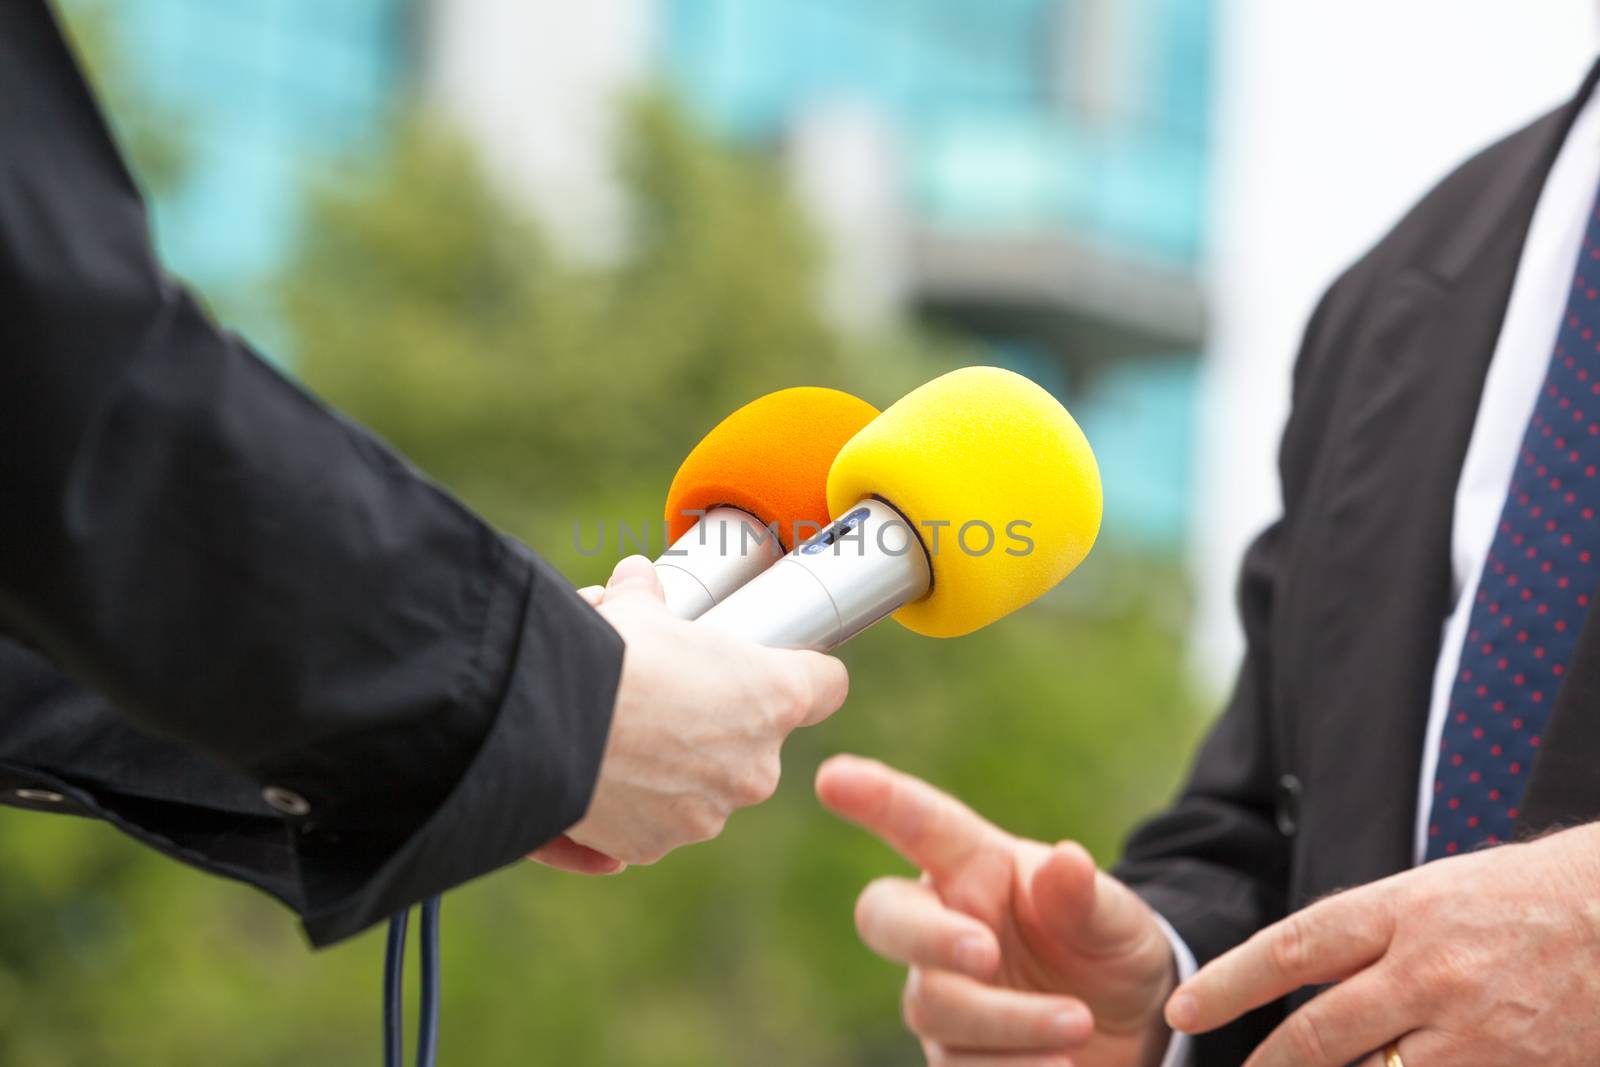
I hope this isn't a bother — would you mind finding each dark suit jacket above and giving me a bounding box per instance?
[0,1,621,946]
[1114,60,1600,1064]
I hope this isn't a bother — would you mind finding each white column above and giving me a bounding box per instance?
[422,0,657,261]
[787,101,909,334]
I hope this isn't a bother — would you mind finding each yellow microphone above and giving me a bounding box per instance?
[653,386,879,618]
[696,366,1102,646]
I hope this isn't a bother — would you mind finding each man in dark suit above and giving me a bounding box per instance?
[0,0,847,947]
[820,56,1600,1067]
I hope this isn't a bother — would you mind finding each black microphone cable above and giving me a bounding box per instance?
[384,894,442,1067]
[383,907,408,1065]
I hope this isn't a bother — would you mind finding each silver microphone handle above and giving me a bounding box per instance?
[696,497,932,650]
[654,506,783,619]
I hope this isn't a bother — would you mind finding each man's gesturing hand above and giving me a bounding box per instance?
[1165,824,1600,1066]
[559,556,849,867]
[817,755,1179,1067]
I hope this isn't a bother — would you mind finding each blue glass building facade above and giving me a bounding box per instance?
[662,0,1211,263]
[81,0,413,353]
[79,0,1214,548]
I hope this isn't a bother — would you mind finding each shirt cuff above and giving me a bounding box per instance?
[1151,911,1198,1067]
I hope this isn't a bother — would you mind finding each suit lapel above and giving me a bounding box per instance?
[1295,75,1596,896]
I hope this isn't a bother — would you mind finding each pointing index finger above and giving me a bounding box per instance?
[815,755,1002,884]
[1167,882,1397,1035]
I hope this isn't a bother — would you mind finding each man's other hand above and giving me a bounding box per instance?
[1166,823,1600,1066]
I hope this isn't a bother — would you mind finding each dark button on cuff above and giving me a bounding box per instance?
[262,786,312,817]
[1275,773,1302,837]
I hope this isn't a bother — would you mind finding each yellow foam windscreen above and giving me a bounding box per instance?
[665,387,880,550]
[826,366,1102,638]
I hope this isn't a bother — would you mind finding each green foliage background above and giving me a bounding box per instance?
[1,17,1209,1066]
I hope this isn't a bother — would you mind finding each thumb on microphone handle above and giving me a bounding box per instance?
[605,555,666,603]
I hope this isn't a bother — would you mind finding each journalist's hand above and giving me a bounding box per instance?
[559,555,849,866]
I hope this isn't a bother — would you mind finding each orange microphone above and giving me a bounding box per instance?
[654,387,880,618]
[698,367,1102,646]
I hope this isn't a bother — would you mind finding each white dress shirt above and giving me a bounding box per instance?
[1160,79,1600,1067]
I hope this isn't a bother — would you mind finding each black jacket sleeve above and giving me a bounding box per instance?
[1112,521,1291,1061]
[1111,268,1368,1061]
[0,0,622,946]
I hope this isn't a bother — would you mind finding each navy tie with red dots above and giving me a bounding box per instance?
[1425,217,1600,860]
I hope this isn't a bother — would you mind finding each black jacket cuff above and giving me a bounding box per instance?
[294,544,623,946]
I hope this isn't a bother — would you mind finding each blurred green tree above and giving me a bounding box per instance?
[0,62,1207,1067]
[281,97,931,551]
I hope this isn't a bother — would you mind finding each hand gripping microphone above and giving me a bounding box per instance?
[696,366,1102,648]
[654,386,879,618]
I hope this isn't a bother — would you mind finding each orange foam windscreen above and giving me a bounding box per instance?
[665,387,880,551]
